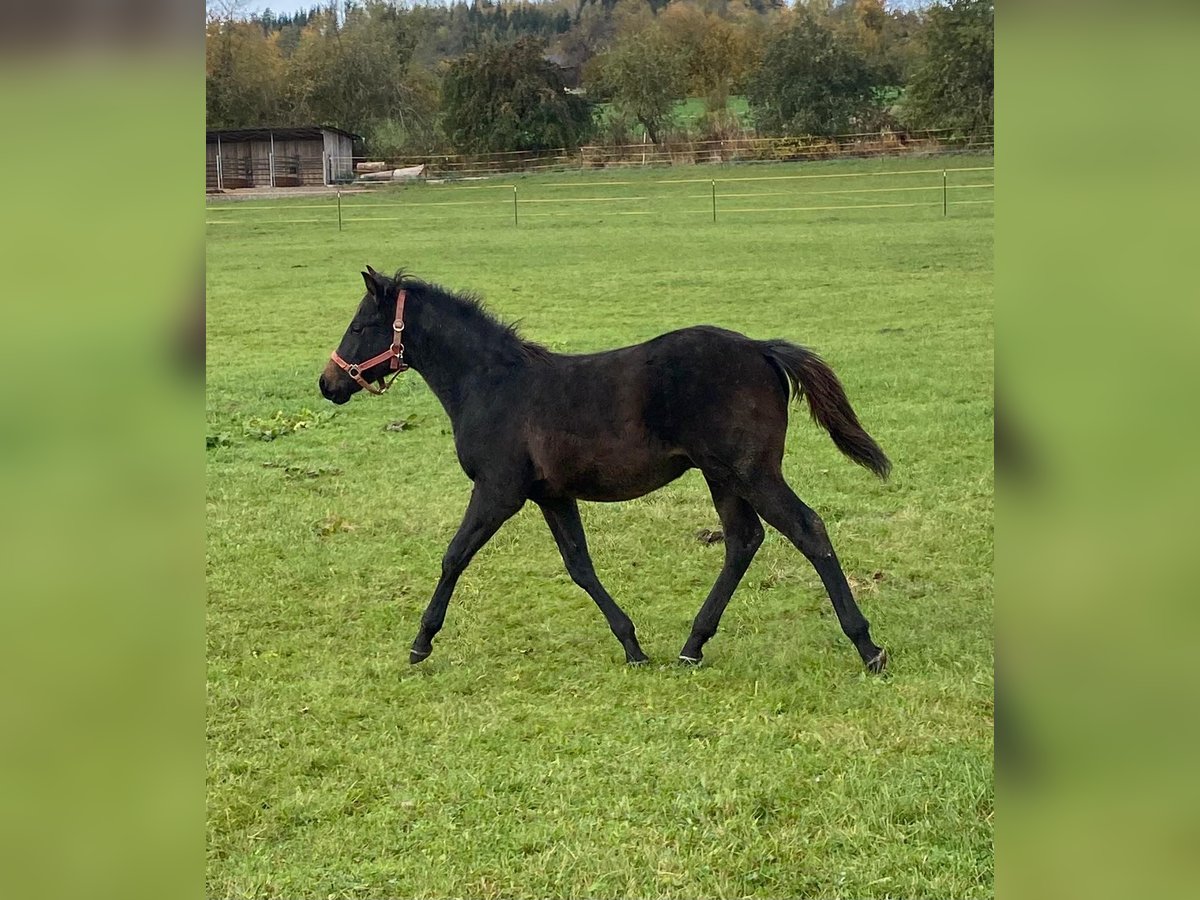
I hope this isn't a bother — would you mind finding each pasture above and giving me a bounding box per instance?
[206,155,994,899]
[597,95,755,130]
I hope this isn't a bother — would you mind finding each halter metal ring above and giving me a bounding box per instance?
[347,364,361,378]
[393,321,405,332]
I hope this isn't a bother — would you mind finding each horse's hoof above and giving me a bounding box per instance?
[865,648,888,674]
[678,654,702,667]
[624,644,650,665]
[627,657,650,667]
[410,648,432,665]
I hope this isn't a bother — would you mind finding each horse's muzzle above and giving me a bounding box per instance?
[318,371,352,405]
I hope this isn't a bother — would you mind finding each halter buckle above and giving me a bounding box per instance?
[347,364,361,379]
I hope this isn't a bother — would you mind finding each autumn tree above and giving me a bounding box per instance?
[746,12,883,136]
[441,37,594,153]
[590,18,685,145]
[286,3,440,153]
[552,1,618,74]
[902,0,993,135]
[206,17,286,128]
[812,0,925,85]
[657,4,751,111]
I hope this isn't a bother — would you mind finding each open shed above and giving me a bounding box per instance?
[206,125,359,190]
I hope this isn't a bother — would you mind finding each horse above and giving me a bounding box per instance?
[319,267,891,672]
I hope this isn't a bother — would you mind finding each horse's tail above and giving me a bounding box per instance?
[760,340,891,480]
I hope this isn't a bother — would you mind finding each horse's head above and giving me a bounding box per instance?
[319,266,410,404]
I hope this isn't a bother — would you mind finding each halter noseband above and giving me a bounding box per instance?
[329,289,409,395]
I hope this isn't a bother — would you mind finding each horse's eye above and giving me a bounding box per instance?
[350,324,363,334]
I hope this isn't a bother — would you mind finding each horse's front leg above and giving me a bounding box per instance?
[410,485,524,664]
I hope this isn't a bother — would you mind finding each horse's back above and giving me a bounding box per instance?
[522,327,789,499]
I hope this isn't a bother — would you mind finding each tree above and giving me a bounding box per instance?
[901,0,993,136]
[551,2,617,74]
[286,3,440,152]
[746,13,882,137]
[824,0,898,83]
[877,4,929,84]
[657,5,752,111]
[592,26,685,144]
[206,18,286,128]
[441,37,594,153]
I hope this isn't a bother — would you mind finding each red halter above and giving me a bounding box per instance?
[329,289,409,395]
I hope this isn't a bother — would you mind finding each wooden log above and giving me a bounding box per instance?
[357,164,426,182]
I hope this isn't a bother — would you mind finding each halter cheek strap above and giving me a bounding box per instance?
[330,289,409,395]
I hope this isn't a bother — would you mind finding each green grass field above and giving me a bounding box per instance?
[670,95,753,128]
[207,155,994,899]
[596,95,753,132]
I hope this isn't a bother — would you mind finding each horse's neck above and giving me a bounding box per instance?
[408,297,518,422]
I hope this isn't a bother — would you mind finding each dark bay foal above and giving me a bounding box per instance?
[319,268,891,672]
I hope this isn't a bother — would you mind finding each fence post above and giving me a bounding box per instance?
[513,185,518,228]
[712,180,717,223]
[943,169,948,216]
[337,190,342,232]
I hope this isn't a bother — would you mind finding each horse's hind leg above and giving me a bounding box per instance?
[745,473,887,673]
[679,477,764,664]
[538,497,648,664]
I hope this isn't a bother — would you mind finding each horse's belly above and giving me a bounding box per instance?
[532,435,692,502]
[569,455,692,502]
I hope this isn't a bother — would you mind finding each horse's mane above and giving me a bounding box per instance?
[394,270,551,364]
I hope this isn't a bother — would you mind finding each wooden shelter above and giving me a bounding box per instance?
[206,126,359,190]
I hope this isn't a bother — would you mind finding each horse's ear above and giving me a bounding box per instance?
[362,267,386,299]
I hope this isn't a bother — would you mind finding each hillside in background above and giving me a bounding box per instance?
[207,0,991,155]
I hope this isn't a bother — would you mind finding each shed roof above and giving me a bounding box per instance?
[206,125,361,144]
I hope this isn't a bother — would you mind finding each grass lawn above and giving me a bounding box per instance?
[206,155,993,898]
[596,95,753,133]
[672,95,753,127]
